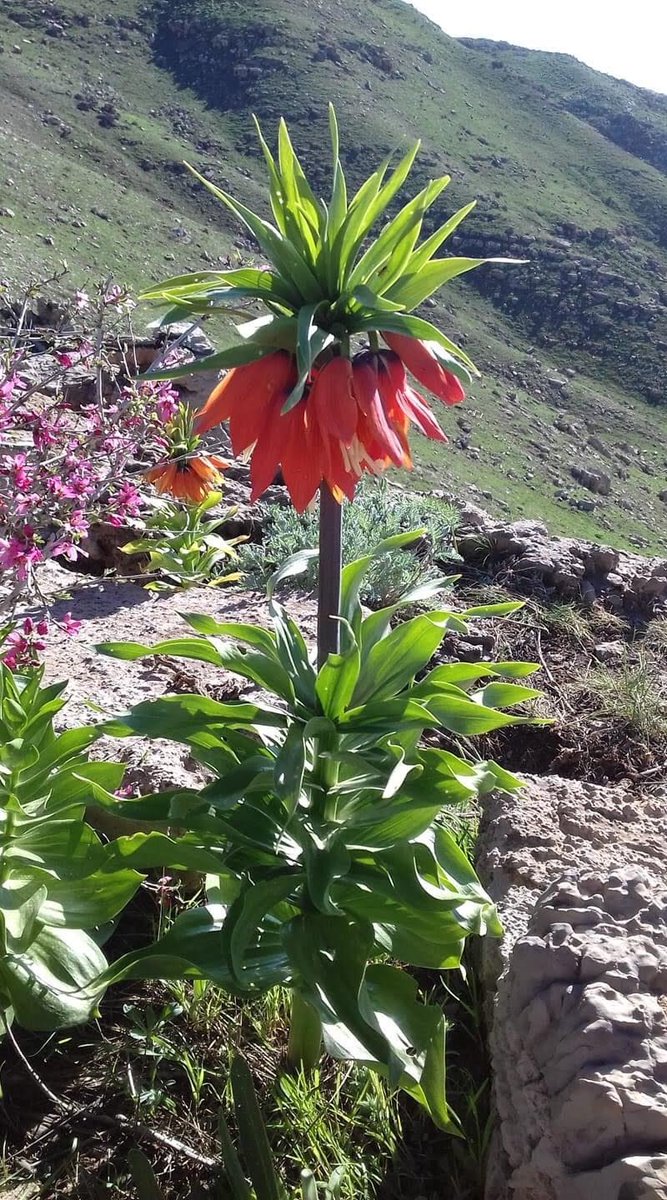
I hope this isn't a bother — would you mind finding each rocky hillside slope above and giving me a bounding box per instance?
[1,0,666,553]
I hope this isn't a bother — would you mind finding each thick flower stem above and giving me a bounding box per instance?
[317,482,343,668]
[287,990,323,1071]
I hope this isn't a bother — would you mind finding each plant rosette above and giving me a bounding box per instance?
[93,537,545,1129]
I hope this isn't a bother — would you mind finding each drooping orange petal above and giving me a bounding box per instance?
[309,357,358,443]
[195,352,296,440]
[380,351,446,442]
[228,352,298,455]
[383,332,465,406]
[281,406,322,512]
[398,385,447,442]
[352,355,406,468]
[194,369,243,434]
[188,456,218,483]
[154,462,178,495]
[249,396,294,502]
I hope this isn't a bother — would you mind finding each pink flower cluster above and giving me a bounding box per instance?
[0,342,181,595]
[1,612,82,672]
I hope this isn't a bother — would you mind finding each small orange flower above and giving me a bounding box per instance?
[383,332,466,406]
[145,453,228,504]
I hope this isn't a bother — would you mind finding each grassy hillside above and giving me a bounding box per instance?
[0,0,666,553]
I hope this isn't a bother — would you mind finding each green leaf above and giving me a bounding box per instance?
[141,268,254,300]
[218,1106,253,1200]
[223,876,299,989]
[460,601,524,618]
[253,114,290,237]
[210,643,296,704]
[7,820,103,878]
[335,142,421,286]
[283,309,332,412]
[0,926,106,1031]
[99,904,237,990]
[277,117,324,259]
[353,612,450,705]
[181,614,278,657]
[363,964,455,1131]
[424,691,537,736]
[406,200,478,272]
[185,163,323,303]
[471,681,541,709]
[284,916,456,1130]
[101,695,286,742]
[386,256,491,309]
[492,660,540,678]
[348,177,450,294]
[323,104,349,288]
[127,1151,163,1200]
[268,548,318,597]
[230,1055,286,1200]
[340,529,427,632]
[274,724,306,808]
[95,638,225,667]
[315,642,361,720]
[269,596,316,709]
[301,1172,319,1200]
[39,867,142,928]
[103,831,225,875]
[144,341,276,382]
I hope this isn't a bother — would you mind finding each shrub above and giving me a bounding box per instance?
[241,477,460,608]
[0,281,182,613]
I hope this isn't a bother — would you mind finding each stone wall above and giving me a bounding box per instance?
[477,777,667,1200]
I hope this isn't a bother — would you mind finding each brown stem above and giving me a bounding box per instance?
[317,482,342,668]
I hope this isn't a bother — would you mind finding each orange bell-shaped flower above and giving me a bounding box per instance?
[383,332,466,406]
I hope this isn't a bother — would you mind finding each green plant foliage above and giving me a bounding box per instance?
[241,477,459,609]
[0,654,142,1031]
[127,1054,347,1200]
[94,537,542,1128]
[122,490,243,590]
[141,106,515,402]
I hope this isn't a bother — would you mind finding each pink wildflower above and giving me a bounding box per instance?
[60,612,83,636]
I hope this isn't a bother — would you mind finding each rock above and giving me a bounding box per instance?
[570,465,612,496]
[587,435,609,457]
[0,207,16,218]
[659,490,667,503]
[593,640,625,663]
[477,776,667,1200]
[453,505,665,614]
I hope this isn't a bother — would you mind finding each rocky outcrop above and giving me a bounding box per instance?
[477,777,667,1200]
[448,503,667,612]
[447,222,667,407]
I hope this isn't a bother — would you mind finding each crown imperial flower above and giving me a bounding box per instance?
[142,108,517,511]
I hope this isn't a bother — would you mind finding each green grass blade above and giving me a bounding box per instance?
[218,1109,253,1200]
[231,1056,286,1200]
